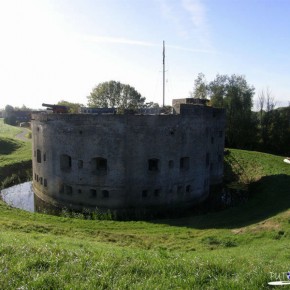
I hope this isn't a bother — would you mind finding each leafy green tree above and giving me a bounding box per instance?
[57,100,83,113]
[223,75,256,148]
[256,89,276,151]
[196,74,257,149]
[4,105,16,125]
[191,73,208,99]
[269,107,290,155]
[87,81,145,113]
[208,74,229,108]
[257,90,290,155]
[4,104,14,113]
[14,104,32,111]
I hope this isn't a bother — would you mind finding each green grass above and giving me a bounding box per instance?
[0,119,31,166]
[0,119,32,187]
[0,120,289,289]
[0,118,22,138]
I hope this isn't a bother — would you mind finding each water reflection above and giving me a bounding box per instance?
[1,182,35,212]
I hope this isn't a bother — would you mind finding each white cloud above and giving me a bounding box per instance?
[181,0,212,48]
[156,0,212,49]
[157,0,190,38]
[182,0,207,29]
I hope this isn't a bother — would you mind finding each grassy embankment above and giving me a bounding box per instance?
[0,119,32,188]
[0,119,289,289]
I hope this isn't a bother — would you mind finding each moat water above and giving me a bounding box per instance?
[0,182,110,218]
[0,182,238,218]
[1,182,35,212]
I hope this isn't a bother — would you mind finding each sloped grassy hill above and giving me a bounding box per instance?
[0,119,31,188]
[0,119,289,289]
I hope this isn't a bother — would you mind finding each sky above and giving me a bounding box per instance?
[0,0,289,110]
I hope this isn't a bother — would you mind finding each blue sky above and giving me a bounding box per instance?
[0,0,289,109]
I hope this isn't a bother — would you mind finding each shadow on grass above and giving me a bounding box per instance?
[0,138,21,155]
[154,174,290,229]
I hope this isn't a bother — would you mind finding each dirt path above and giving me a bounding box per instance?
[15,128,31,142]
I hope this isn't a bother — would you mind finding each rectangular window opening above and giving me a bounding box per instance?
[142,190,148,198]
[206,153,210,167]
[154,189,161,197]
[90,189,97,198]
[180,157,189,170]
[37,149,41,163]
[102,190,109,198]
[92,157,107,175]
[148,158,159,171]
[60,154,72,170]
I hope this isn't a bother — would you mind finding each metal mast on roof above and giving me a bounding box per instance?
[162,40,165,107]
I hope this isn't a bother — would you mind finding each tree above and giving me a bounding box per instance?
[256,90,290,155]
[87,81,145,113]
[4,105,16,125]
[4,104,14,113]
[200,74,257,149]
[256,88,276,151]
[222,75,257,149]
[208,74,228,108]
[57,100,83,113]
[269,107,290,155]
[190,73,208,99]
[14,104,32,111]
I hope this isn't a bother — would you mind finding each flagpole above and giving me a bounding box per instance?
[163,40,165,107]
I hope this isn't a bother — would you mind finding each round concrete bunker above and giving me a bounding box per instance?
[32,99,225,217]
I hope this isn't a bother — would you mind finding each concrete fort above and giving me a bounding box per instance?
[31,98,225,218]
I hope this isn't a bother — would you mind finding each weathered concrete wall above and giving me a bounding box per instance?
[31,102,225,216]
